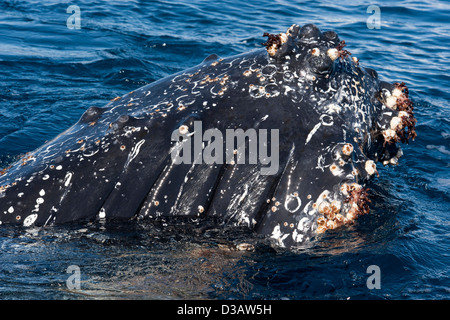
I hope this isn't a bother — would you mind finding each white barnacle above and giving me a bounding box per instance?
[327,48,339,61]
[365,160,377,176]
[398,111,409,118]
[329,163,344,176]
[342,143,354,156]
[385,95,397,109]
[39,189,45,197]
[392,87,403,98]
[99,208,106,219]
[340,183,350,196]
[179,125,189,135]
[390,117,403,130]
[311,48,320,57]
[318,201,331,215]
[383,128,397,141]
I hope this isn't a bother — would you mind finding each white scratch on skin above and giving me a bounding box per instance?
[83,149,99,157]
[64,172,73,187]
[316,155,325,171]
[124,139,145,169]
[305,122,321,144]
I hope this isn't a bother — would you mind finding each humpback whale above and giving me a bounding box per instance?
[0,24,416,248]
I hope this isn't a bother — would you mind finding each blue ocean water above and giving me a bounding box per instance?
[0,0,448,300]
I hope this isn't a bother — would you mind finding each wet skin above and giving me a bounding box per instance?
[0,24,416,248]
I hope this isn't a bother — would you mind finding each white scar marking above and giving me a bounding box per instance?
[305,122,321,144]
[23,214,38,227]
[284,194,302,213]
[64,172,73,187]
[124,139,145,168]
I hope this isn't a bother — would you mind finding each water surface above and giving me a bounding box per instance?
[0,0,448,299]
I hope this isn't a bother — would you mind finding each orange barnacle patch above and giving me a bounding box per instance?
[392,82,417,143]
[111,96,121,102]
[336,40,351,60]
[345,187,371,219]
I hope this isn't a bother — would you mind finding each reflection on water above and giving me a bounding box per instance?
[0,198,408,300]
